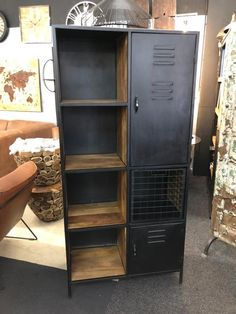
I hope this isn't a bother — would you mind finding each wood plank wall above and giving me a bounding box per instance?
[137,0,176,29]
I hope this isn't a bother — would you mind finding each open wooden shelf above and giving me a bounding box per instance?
[62,107,127,167]
[71,246,126,281]
[67,171,127,228]
[56,29,128,103]
[68,201,125,229]
[65,154,126,171]
[60,99,128,107]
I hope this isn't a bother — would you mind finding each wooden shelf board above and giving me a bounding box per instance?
[71,246,125,281]
[68,201,125,229]
[65,154,126,171]
[60,99,127,106]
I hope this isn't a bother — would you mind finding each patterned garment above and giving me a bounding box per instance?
[212,21,236,247]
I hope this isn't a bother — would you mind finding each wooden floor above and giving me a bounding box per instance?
[71,246,126,281]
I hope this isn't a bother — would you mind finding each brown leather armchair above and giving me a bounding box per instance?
[0,119,57,178]
[0,161,37,241]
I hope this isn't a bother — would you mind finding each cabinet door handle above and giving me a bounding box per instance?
[135,96,139,112]
[42,59,55,93]
[133,243,137,256]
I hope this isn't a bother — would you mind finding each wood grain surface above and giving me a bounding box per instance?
[71,246,125,281]
[117,34,128,102]
[117,108,128,165]
[65,154,126,171]
[68,201,125,229]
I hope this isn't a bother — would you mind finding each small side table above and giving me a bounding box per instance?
[12,138,63,222]
[29,182,63,222]
[14,148,61,186]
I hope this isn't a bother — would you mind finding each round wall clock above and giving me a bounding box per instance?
[66,1,103,26]
[0,11,8,42]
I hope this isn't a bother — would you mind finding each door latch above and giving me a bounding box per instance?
[135,96,139,112]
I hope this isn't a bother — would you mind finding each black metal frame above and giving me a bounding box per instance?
[202,236,218,256]
[52,25,199,296]
[6,218,37,241]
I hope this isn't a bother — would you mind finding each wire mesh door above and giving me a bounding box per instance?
[130,168,186,223]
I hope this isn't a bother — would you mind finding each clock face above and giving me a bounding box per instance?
[19,5,51,43]
[66,1,104,26]
[0,12,8,42]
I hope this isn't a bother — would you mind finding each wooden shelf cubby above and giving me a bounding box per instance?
[62,107,127,170]
[71,246,125,281]
[70,227,126,281]
[68,201,125,229]
[55,28,128,103]
[67,170,127,229]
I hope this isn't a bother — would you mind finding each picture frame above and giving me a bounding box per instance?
[0,58,41,112]
[19,5,51,43]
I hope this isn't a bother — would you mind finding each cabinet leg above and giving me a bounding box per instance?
[68,283,72,298]
[202,236,217,257]
[179,269,183,284]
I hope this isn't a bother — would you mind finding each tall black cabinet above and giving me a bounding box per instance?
[53,26,198,296]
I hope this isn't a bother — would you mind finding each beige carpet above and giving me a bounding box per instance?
[0,206,66,270]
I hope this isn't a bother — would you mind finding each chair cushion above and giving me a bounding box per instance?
[0,161,37,207]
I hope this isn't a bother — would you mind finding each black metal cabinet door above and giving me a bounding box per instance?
[128,223,185,275]
[130,33,197,166]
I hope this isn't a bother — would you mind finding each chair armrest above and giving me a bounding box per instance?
[0,161,37,207]
[52,126,59,139]
[0,129,24,177]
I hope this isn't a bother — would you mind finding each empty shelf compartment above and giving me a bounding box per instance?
[68,201,125,229]
[70,227,126,281]
[71,246,125,281]
[67,171,127,229]
[55,28,128,102]
[62,106,127,169]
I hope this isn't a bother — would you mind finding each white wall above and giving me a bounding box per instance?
[0,27,57,123]
[175,14,207,136]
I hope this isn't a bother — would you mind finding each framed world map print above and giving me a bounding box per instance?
[19,5,51,43]
[0,58,41,112]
